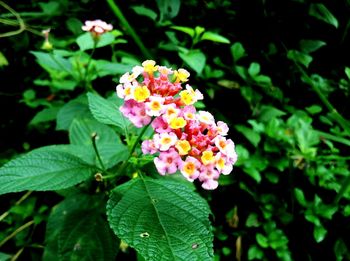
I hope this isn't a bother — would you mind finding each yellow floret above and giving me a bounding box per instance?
[170,117,187,129]
[183,162,196,176]
[134,86,150,102]
[201,151,215,165]
[142,60,158,74]
[175,140,191,155]
[174,68,190,82]
[179,90,195,105]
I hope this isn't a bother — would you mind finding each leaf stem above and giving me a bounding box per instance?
[106,0,152,59]
[91,132,106,171]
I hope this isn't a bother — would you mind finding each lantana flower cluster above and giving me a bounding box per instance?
[117,60,237,190]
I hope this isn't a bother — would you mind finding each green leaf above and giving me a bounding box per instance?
[0,147,96,195]
[76,32,116,51]
[170,26,195,37]
[179,49,206,74]
[246,213,259,227]
[31,51,72,72]
[131,5,158,21]
[0,252,11,261]
[230,42,246,62]
[300,39,326,53]
[156,0,181,23]
[314,225,327,243]
[87,92,128,133]
[258,106,286,122]
[56,96,91,130]
[256,233,269,248]
[0,51,9,67]
[248,62,260,77]
[107,177,214,261]
[309,3,338,28]
[66,18,83,35]
[95,60,133,77]
[345,67,350,81]
[294,188,308,207]
[44,193,118,261]
[305,105,322,114]
[235,125,261,147]
[201,31,230,44]
[30,106,61,125]
[287,50,313,68]
[248,245,264,260]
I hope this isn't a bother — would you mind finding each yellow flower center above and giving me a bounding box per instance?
[175,140,191,155]
[170,117,187,129]
[161,137,172,145]
[201,151,215,165]
[150,101,161,111]
[217,157,225,169]
[134,86,150,102]
[183,162,196,176]
[179,90,195,105]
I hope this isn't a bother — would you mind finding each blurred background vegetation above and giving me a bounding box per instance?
[1,0,350,260]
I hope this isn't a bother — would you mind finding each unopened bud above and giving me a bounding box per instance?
[95,173,103,182]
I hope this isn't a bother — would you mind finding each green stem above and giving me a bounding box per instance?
[91,132,106,171]
[104,123,151,180]
[106,0,152,59]
[83,39,97,92]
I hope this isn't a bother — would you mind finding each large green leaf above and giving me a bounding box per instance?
[107,177,214,261]
[0,147,96,195]
[44,193,118,261]
[87,92,128,133]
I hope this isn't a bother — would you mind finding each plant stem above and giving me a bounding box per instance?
[106,0,152,59]
[83,39,97,92]
[0,220,34,247]
[103,123,151,179]
[0,191,32,222]
[91,132,106,171]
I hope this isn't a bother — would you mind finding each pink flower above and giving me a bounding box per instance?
[199,165,220,190]
[153,132,178,151]
[141,140,157,155]
[154,149,181,175]
[151,116,171,133]
[120,100,151,127]
[215,152,233,175]
[145,96,165,117]
[82,19,113,35]
[216,121,229,136]
[180,156,201,182]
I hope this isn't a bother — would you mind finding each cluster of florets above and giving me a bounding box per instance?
[82,19,113,36]
[117,60,237,190]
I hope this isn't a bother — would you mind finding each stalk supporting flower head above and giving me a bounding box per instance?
[117,60,237,190]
